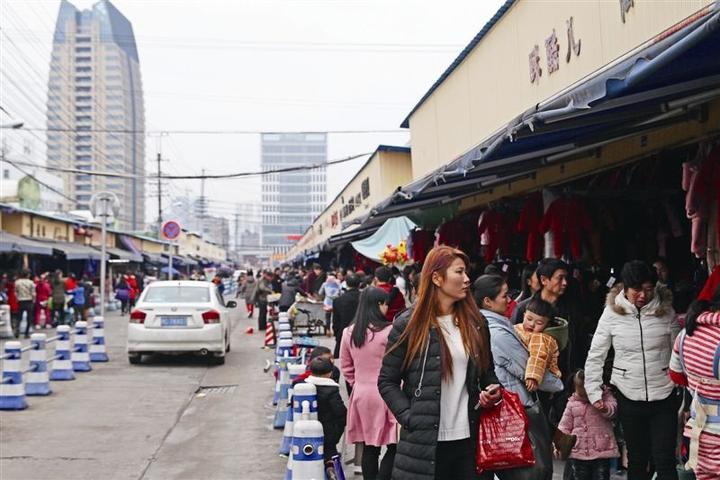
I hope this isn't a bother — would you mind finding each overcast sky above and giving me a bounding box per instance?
[1,0,505,232]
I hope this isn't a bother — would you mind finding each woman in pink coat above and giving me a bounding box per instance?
[340,287,398,480]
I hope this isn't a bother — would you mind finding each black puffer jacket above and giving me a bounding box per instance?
[378,309,499,480]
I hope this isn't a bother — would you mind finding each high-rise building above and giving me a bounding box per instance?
[46,0,145,230]
[261,133,327,254]
[202,215,230,252]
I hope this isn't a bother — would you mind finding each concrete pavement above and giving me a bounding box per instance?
[0,307,288,480]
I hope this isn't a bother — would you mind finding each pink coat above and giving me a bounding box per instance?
[340,325,398,446]
[558,389,619,460]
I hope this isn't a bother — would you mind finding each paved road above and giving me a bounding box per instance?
[0,307,289,480]
[1,306,585,480]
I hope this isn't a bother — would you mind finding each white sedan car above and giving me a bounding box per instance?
[126,281,236,365]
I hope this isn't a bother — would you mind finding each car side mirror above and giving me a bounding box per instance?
[226,300,237,309]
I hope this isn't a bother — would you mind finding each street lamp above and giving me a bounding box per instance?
[91,192,119,318]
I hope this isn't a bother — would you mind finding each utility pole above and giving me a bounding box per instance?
[198,168,207,238]
[234,204,241,251]
[156,152,163,235]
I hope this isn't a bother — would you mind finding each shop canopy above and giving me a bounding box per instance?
[0,232,53,256]
[350,216,417,262]
[101,247,143,263]
[45,241,108,261]
[161,253,199,267]
[360,6,720,230]
[143,252,165,265]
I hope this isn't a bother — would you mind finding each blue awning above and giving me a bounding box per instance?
[0,232,53,256]
[367,7,720,224]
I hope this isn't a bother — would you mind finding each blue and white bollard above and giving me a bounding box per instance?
[26,333,52,396]
[290,414,325,480]
[89,316,109,362]
[280,363,308,455]
[0,341,27,410]
[71,321,92,372]
[293,382,318,421]
[50,325,75,380]
[279,386,295,456]
[274,355,300,429]
[273,338,294,405]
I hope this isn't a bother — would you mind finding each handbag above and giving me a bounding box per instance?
[476,389,535,473]
[115,288,129,301]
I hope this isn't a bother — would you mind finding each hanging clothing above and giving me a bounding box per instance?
[539,196,592,260]
[517,194,544,262]
[477,210,508,263]
[683,145,720,259]
[436,219,464,248]
[411,230,435,264]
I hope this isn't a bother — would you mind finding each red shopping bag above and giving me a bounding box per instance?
[476,389,535,473]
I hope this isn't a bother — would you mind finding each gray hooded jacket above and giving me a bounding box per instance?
[482,309,563,408]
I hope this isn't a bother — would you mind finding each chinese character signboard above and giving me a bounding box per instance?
[529,17,582,84]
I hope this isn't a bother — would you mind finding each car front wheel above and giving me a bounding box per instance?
[128,353,142,365]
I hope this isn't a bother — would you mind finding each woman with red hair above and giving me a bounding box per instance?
[379,246,501,480]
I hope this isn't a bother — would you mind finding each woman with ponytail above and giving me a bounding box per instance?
[378,246,500,480]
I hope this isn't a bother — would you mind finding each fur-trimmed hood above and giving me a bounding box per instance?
[606,283,673,317]
[305,375,339,388]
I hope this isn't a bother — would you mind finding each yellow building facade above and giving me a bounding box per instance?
[404,0,715,178]
[287,146,412,258]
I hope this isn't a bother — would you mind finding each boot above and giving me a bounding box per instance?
[553,428,577,460]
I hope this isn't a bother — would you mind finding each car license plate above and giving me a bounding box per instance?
[161,316,188,327]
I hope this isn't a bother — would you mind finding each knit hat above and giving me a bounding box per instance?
[698,266,720,301]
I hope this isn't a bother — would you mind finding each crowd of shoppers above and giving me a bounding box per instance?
[266,245,716,480]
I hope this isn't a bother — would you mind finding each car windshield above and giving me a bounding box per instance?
[143,286,211,303]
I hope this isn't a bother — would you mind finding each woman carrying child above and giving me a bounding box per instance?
[340,287,397,480]
[474,274,564,480]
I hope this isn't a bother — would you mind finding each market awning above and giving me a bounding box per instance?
[119,235,144,257]
[101,247,143,263]
[143,252,165,265]
[350,216,417,262]
[46,241,108,261]
[0,232,53,256]
[367,6,720,223]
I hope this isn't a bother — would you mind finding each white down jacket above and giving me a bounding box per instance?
[584,285,680,404]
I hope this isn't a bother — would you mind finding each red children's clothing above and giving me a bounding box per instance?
[539,196,592,260]
[516,194,544,262]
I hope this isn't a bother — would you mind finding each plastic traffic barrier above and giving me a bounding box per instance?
[290,405,325,480]
[273,354,301,429]
[292,382,318,421]
[25,334,51,396]
[0,342,27,410]
[71,321,92,372]
[279,386,295,456]
[50,325,75,381]
[89,316,109,362]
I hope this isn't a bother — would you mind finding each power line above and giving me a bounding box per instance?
[3,151,371,180]
[3,126,409,135]
[2,157,76,205]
